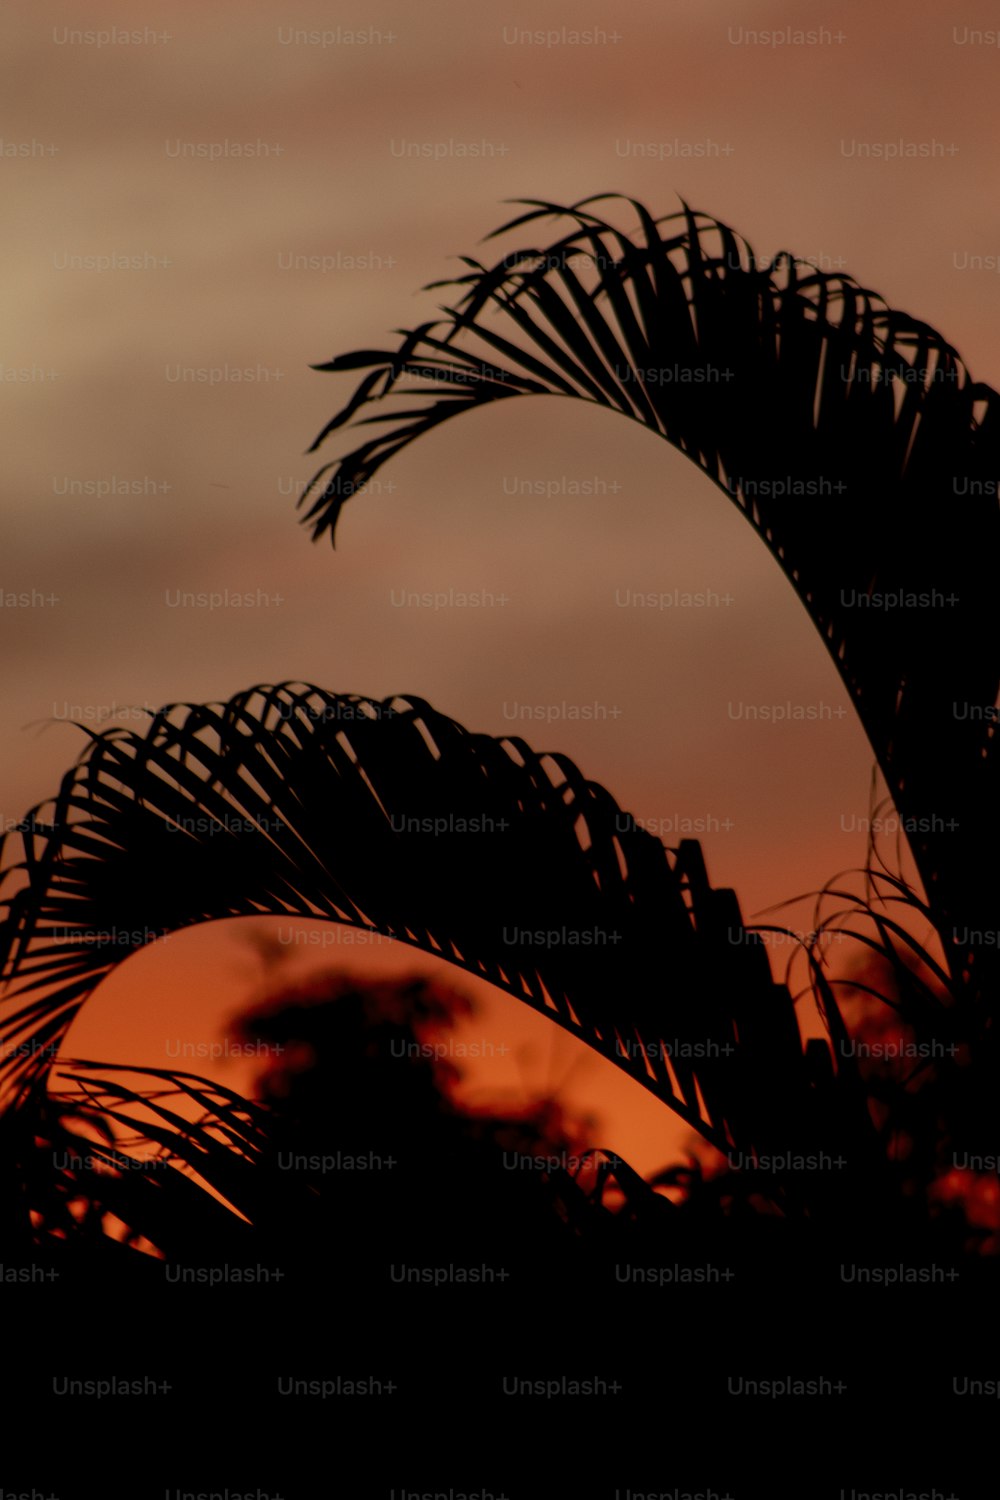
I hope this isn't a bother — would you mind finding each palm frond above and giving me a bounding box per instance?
[0,683,862,1180]
[19,1060,323,1260]
[301,194,999,998]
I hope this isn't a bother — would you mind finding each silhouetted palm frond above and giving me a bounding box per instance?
[32,1061,299,1258]
[0,683,863,1188]
[301,194,999,1003]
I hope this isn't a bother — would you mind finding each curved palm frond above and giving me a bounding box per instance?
[26,1061,306,1260]
[0,683,864,1182]
[300,194,999,1001]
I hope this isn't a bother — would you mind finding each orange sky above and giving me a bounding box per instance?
[3,0,998,1173]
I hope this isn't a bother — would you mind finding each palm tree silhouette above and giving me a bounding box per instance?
[1,195,995,1262]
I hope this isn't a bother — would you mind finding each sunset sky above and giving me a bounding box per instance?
[4,0,999,1171]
